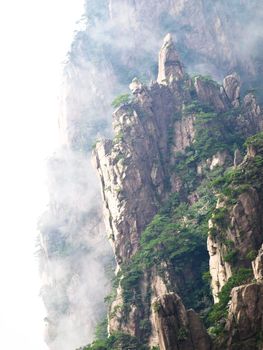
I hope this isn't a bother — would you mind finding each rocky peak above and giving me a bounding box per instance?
[223,74,240,108]
[194,76,229,112]
[129,77,144,94]
[93,35,263,350]
[157,33,184,85]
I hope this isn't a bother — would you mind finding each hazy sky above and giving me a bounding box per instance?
[0,1,84,348]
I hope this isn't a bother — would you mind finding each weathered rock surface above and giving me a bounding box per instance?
[94,87,175,263]
[225,283,263,349]
[152,293,211,350]
[237,93,263,137]
[194,77,229,112]
[253,245,263,282]
[223,74,240,108]
[157,33,185,84]
[207,229,232,303]
[234,149,243,167]
[94,35,263,349]
[209,151,229,171]
[208,186,263,301]
[61,0,263,150]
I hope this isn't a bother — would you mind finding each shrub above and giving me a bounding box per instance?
[246,250,257,261]
[113,131,124,145]
[152,301,161,313]
[83,332,149,350]
[208,268,253,326]
[223,249,238,264]
[111,93,131,108]
[177,327,189,341]
[212,207,228,228]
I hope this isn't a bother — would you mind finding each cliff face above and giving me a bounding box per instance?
[61,0,263,150]
[40,2,263,349]
[92,36,263,350]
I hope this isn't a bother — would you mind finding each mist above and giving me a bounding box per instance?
[0,0,84,349]
[36,1,263,350]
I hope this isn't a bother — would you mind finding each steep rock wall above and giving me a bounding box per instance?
[93,35,263,349]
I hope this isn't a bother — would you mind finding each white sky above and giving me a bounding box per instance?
[0,1,84,348]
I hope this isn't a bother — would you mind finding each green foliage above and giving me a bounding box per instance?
[113,131,124,145]
[94,318,108,341]
[139,319,152,337]
[172,151,198,191]
[211,132,263,202]
[223,249,238,264]
[202,271,212,283]
[173,107,245,176]
[177,327,189,341]
[116,184,215,316]
[182,100,214,116]
[212,207,228,229]
[111,94,131,108]
[120,263,143,308]
[246,249,257,261]
[245,132,263,151]
[94,101,263,349]
[193,74,220,87]
[195,111,217,122]
[82,332,149,350]
[152,301,161,313]
[207,268,253,327]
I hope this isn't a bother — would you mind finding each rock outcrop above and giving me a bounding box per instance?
[208,187,263,301]
[194,77,229,112]
[253,245,263,282]
[225,283,263,350]
[207,228,232,303]
[157,33,185,84]
[93,35,263,349]
[152,293,211,350]
[223,74,240,108]
[40,2,263,349]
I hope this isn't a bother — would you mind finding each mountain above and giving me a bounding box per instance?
[39,1,263,349]
[88,34,263,350]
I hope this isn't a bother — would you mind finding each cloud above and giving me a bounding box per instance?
[41,1,263,349]
[39,148,113,349]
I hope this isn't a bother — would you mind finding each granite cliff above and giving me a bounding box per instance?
[89,35,263,350]
[39,1,263,349]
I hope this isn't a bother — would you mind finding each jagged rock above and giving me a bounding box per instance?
[209,150,229,170]
[194,76,229,112]
[187,310,212,350]
[129,77,144,93]
[253,245,263,282]
[207,225,232,302]
[157,33,184,85]
[237,93,263,136]
[232,189,263,257]
[94,36,263,349]
[225,283,263,349]
[93,92,174,262]
[208,187,263,301]
[172,116,195,155]
[234,149,243,167]
[244,93,262,117]
[152,293,211,350]
[223,74,240,108]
